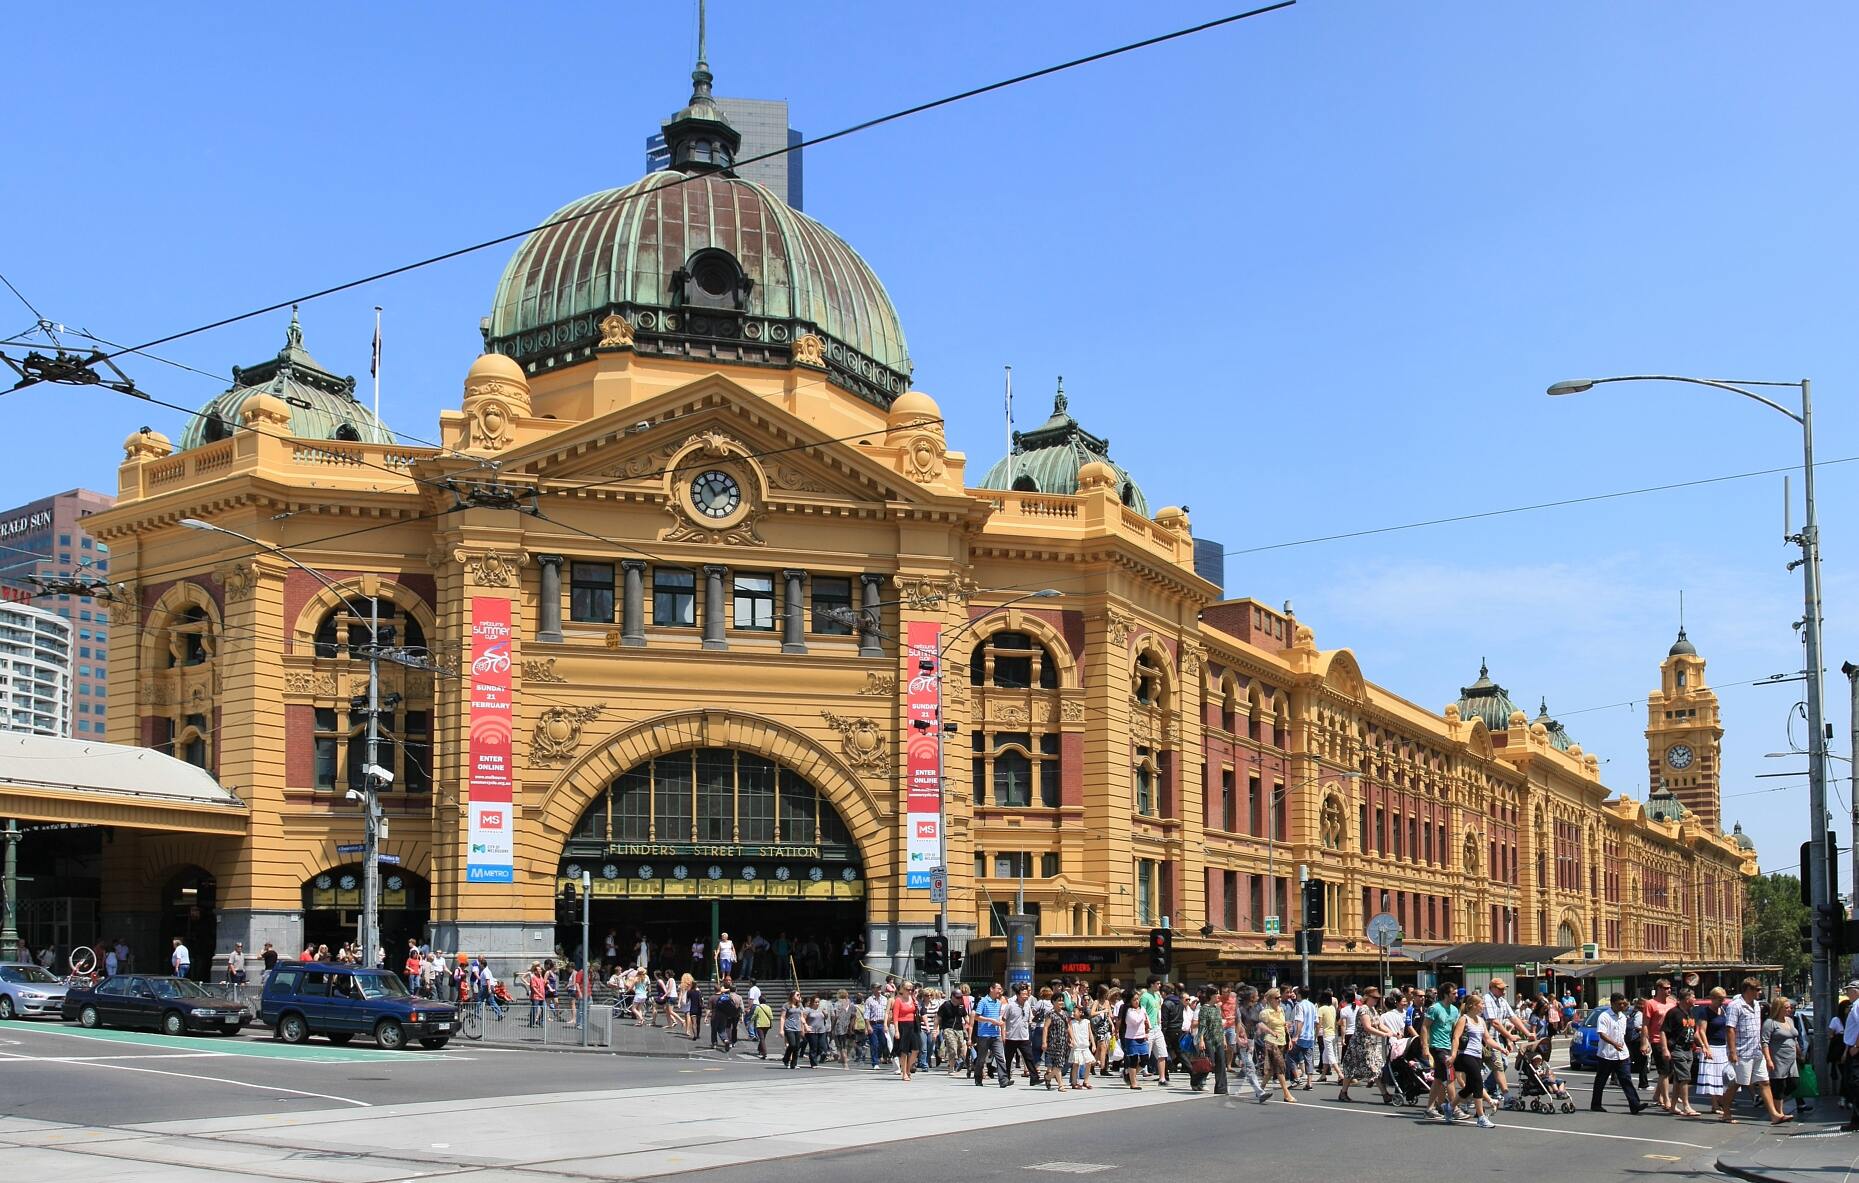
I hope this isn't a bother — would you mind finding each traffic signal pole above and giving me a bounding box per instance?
[1298,865,1311,990]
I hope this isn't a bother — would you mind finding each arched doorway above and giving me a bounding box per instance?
[162,867,216,979]
[301,866,430,958]
[560,747,865,981]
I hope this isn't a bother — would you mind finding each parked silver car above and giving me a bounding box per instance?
[0,962,69,1018]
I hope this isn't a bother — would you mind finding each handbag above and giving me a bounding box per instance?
[1798,1061,1819,1098]
[1188,1055,1214,1076]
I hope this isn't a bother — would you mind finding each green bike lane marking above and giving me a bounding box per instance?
[0,1020,455,1063]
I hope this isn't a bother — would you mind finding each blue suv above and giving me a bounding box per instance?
[259,962,455,1050]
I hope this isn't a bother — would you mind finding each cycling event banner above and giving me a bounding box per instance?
[904,620,942,890]
[466,596,515,883]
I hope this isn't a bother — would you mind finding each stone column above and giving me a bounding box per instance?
[782,569,807,654]
[858,574,885,657]
[703,565,729,651]
[620,560,647,647]
[535,555,564,643]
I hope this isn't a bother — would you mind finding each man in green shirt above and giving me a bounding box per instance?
[1192,985,1228,1094]
[1421,983,1462,1121]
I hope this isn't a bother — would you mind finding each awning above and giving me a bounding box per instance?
[0,733,247,834]
[1550,961,1669,980]
[1396,942,1575,967]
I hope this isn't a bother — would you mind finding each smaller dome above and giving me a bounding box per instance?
[1454,661,1520,733]
[1669,627,1697,658]
[1732,821,1755,851]
[888,390,940,425]
[978,380,1149,513]
[123,427,172,460]
[178,310,392,450]
[1532,697,1577,752]
[466,351,527,386]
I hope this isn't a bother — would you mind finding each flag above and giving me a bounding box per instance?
[370,308,382,380]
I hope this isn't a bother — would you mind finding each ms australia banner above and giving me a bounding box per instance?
[905,620,942,890]
[466,597,514,883]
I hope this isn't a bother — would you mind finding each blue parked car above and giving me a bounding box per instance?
[259,962,455,1050]
[1567,1007,1606,1070]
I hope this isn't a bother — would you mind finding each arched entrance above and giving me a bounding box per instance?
[301,866,430,958]
[162,866,216,979]
[560,747,866,981]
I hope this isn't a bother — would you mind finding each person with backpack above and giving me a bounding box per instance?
[711,982,741,1056]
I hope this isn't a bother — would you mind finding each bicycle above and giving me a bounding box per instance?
[461,1000,483,1041]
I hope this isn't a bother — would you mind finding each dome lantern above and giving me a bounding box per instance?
[177,309,391,451]
[978,380,1149,513]
[660,0,741,176]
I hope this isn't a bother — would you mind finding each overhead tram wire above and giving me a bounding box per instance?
[93,3,1296,363]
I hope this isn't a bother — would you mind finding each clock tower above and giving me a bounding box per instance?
[1645,628,1725,829]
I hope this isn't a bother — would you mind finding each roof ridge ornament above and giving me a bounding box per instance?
[662,0,740,175]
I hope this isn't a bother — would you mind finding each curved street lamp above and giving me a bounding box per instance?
[1547,373,1830,1072]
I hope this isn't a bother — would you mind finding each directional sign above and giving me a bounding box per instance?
[928,867,948,904]
[1366,912,1402,949]
[377,854,401,865]
[1263,915,1281,935]
[335,843,366,854]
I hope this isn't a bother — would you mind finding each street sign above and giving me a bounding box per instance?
[928,867,948,904]
[377,854,401,865]
[335,843,365,854]
[1263,915,1281,935]
[1366,912,1402,949]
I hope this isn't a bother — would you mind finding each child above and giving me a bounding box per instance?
[1529,1055,1571,1101]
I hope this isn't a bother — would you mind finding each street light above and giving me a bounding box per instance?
[179,517,390,970]
[1547,372,1830,1074]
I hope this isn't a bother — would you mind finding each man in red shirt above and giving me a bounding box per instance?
[1640,978,1678,1112]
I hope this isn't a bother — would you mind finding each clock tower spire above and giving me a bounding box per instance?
[1645,625,1724,829]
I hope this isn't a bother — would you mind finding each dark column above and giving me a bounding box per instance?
[621,560,647,647]
[859,574,885,658]
[782,569,807,654]
[535,554,564,643]
[703,565,729,651]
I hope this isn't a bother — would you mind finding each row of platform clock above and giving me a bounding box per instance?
[564,862,859,884]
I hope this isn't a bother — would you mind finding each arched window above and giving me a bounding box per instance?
[568,748,855,851]
[145,587,220,775]
[1011,475,1038,492]
[1133,651,1166,707]
[972,730,1058,808]
[314,597,426,659]
[166,605,212,668]
[333,422,361,442]
[304,593,432,795]
[970,631,1058,690]
[201,412,231,443]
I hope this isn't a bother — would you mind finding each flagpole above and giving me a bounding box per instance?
[1004,365,1013,490]
[371,306,382,424]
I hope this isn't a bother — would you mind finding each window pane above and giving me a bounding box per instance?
[811,577,853,635]
[738,755,775,842]
[570,563,615,623]
[653,569,695,627]
[696,749,733,840]
[994,750,1031,807]
[613,768,649,841]
[403,711,430,793]
[777,768,817,844]
[654,754,693,841]
[732,574,775,630]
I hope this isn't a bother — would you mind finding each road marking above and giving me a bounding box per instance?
[1026,1164,1116,1175]
[0,1052,230,1063]
[1283,1099,1714,1151]
[0,1023,465,1064]
[0,1049,372,1107]
[1644,1154,1683,1161]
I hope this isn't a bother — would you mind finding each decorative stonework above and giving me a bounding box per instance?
[820,710,889,777]
[468,397,517,451]
[892,574,979,612]
[215,561,260,602]
[900,434,945,484]
[141,680,170,706]
[1060,699,1085,723]
[108,581,139,627]
[611,442,681,481]
[284,670,339,697]
[792,332,825,368]
[1321,794,1345,850]
[523,657,566,684]
[1179,640,1205,681]
[597,312,635,349]
[857,673,897,697]
[1105,609,1135,647]
[661,502,768,548]
[532,703,607,766]
[768,463,831,494]
[456,550,525,587]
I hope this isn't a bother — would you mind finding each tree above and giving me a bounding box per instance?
[1745,872,1810,991]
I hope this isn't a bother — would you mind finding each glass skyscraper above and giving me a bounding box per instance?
[646,96,803,210]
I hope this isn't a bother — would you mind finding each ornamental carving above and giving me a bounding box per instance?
[1321,794,1346,850]
[215,561,260,602]
[611,442,681,481]
[857,673,897,697]
[1060,699,1085,723]
[768,463,831,494]
[989,703,1029,726]
[108,582,139,627]
[457,550,525,587]
[660,501,768,548]
[820,710,889,777]
[597,312,635,349]
[1463,831,1481,876]
[891,574,979,612]
[1179,640,1205,681]
[682,429,743,460]
[1105,608,1135,647]
[284,670,339,697]
[792,332,825,368]
[531,703,607,766]
[523,657,566,683]
[469,398,516,451]
[140,680,170,706]
[900,435,944,484]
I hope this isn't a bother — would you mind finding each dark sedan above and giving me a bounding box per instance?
[62,975,247,1036]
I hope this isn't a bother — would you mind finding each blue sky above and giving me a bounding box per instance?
[4,1,1855,877]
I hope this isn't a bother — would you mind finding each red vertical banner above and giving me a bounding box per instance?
[905,620,942,890]
[466,596,514,883]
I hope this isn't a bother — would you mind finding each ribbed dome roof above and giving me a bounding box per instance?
[978,384,1149,514]
[178,311,390,451]
[1532,698,1577,752]
[1455,661,1520,733]
[485,171,911,405]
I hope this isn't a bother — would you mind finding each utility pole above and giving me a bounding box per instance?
[2,819,20,962]
[1844,661,1859,983]
[362,597,383,971]
[580,868,592,1048]
[1298,863,1311,990]
[1795,381,1833,1085]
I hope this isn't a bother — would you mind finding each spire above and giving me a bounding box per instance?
[1054,375,1067,415]
[662,0,740,175]
[285,304,303,351]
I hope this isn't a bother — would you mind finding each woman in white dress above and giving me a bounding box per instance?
[1068,1004,1098,1089]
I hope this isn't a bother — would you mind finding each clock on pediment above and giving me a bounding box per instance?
[659,430,769,547]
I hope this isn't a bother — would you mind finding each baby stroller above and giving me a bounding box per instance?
[1511,1053,1576,1114]
[1382,1035,1431,1106]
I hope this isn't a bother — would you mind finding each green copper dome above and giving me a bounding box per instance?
[178,311,391,451]
[1454,661,1521,733]
[1532,698,1577,752]
[978,384,1149,514]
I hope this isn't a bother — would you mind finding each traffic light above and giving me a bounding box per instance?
[1148,927,1172,976]
[1816,903,1844,960]
[556,881,578,924]
[1301,878,1325,929]
[1297,928,1324,956]
[948,948,964,972]
[924,934,949,976]
[1800,920,1814,956]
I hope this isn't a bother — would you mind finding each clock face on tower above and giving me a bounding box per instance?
[1666,744,1695,770]
[690,470,741,519]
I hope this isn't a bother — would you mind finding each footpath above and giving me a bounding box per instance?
[1719,1111,1859,1182]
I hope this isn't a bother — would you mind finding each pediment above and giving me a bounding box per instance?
[493,376,926,507]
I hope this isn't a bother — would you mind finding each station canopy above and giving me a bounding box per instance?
[0,733,247,834]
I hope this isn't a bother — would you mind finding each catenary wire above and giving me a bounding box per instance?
[95,4,1296,362]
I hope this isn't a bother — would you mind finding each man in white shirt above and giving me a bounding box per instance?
[171,938,191,979]
[1725,977,1787,1123]
[1481,978,1525,1097]
[1591,992,1645,1114]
